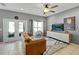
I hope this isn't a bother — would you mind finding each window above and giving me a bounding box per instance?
[33,21,43,35]
[38,22,43,32]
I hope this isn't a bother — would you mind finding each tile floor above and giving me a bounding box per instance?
[0,37,55,55]
[0,40,25,55]
[0,37,79,55]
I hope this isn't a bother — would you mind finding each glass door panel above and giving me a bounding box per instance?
[8,22,15,38]
[19,22,24,36]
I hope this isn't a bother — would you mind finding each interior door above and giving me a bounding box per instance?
[3,19,27,42]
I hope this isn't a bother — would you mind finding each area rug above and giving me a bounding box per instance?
[43,41,67,55]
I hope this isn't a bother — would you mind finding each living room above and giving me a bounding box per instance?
[0,3,79,55]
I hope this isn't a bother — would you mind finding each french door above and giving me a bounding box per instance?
[3,19,27,42]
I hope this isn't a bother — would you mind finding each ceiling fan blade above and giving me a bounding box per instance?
[51,5,58,8]
[50,10,55,13]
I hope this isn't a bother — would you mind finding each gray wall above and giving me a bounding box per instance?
[0,9,46,41]
[47,6,79,44]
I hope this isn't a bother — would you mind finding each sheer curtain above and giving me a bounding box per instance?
[27,19,33,34]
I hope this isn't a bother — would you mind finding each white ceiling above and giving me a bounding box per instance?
[0,3,79,17]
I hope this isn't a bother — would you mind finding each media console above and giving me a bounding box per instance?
[47,31,72,43]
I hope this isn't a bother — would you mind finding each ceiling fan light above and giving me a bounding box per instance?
[44,8,49,12]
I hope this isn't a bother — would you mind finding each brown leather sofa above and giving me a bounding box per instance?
[23,32,46,55]
[26,39,46,55]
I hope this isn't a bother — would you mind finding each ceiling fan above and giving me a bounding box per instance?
[43,4,58,15]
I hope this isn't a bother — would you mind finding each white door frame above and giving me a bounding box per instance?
[3,18,27,42]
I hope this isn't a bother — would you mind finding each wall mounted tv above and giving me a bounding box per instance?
[52,24,64,31]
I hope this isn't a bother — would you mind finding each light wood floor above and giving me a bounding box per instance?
[54,43,79,55]
[46,37,79,55]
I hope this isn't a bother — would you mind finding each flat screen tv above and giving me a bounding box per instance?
[52,24,64,31]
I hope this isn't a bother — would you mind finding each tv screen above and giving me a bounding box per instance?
[52,24,64,31]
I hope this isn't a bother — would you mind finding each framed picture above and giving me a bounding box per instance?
[64,16,75,30]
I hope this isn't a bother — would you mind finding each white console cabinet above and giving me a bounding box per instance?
[47,31,72,43]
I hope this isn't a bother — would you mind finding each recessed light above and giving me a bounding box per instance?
[20,8,24,10]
